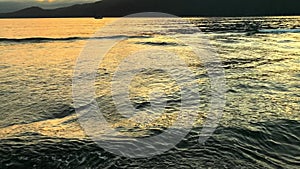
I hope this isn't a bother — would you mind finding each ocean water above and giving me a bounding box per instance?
[0,17,299,168]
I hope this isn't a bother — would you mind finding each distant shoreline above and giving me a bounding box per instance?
[0,15,300,19]
[1,0,299,20]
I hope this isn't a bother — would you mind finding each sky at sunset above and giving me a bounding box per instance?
[0,0,97,13]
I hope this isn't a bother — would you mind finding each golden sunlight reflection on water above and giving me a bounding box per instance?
[0,18,299,140]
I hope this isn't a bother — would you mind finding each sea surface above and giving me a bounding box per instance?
[0,17,299,168]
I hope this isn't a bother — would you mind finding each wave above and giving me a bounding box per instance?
[209,28,300,35]
[0,37,89,43]
[0,35,151,43]
[135,41,180,46]
[258,28,300,34]
[0,29,298,44]
[192,17,300,34]
[0,120,299,168]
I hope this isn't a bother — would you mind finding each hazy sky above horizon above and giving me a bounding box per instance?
[0,0,98,13]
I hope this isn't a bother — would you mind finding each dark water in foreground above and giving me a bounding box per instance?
[0,17,299,168]
[1,120,299,168]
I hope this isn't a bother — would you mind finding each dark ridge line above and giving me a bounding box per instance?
[0,0,300,18]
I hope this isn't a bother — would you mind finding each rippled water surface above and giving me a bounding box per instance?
[0,17,299,168]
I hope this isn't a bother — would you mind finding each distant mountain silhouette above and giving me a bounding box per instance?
[0,0,299,18]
